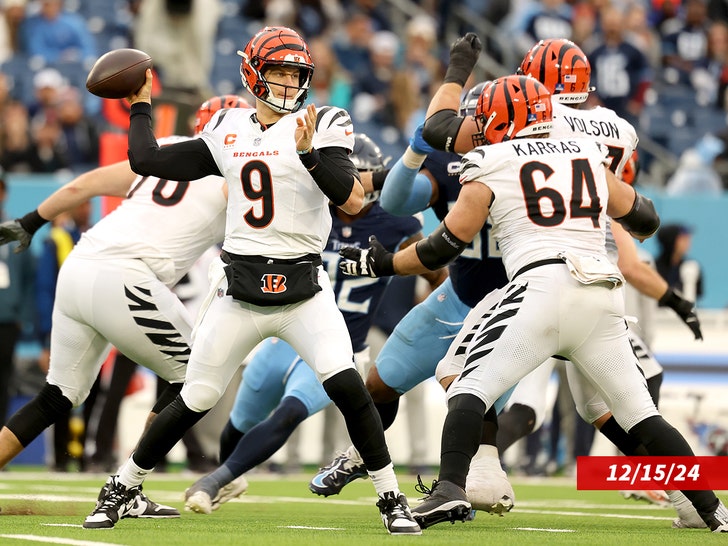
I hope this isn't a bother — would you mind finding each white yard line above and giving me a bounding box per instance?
[513,527,576,533]
[0,535,127,546]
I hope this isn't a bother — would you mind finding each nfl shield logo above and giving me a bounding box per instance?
[342,227,352,238]
[253,137,261,146]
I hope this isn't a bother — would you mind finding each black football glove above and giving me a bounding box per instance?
[659,287,703,341]
[339,235,395,278]
[0,219,33,253]
[444,32,482,87]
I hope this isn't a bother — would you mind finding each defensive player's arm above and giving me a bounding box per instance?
[392,182,491,275]
[380,162,438,216]
[380,123,439,215]
[606,169,659,242]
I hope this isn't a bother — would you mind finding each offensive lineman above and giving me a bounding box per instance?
[0,94,250,519]
[338,73,728,533]
[310,83,516,514]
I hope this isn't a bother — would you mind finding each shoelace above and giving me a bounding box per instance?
[97,484,130,512]
[377,494,407,517]
[414,475,438,499]
[316,452,347,472]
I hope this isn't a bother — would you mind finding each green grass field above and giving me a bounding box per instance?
[0,469,724,545]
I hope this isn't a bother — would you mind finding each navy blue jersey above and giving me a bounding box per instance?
[424,149,508,308]
[588,42,650,120]
[325,203,422,352]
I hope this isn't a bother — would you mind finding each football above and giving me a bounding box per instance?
[85,48,152,99]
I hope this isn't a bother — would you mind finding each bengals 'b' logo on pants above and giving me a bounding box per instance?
[261,274,288,294]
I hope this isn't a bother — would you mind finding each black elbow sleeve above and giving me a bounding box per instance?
[422,110,465,153]
[614,193,660,238]
[415,221,467,270]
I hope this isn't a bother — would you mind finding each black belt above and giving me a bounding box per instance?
[221,250,322,267]
[513,257,565,279]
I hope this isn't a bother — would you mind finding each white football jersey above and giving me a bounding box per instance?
[72,146,227,288]
[551,101,638,178]
[460,137,612,279]
[199,105,355,258]
[551,101,638,262]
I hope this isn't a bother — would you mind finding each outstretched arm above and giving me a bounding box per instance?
[340,182,490,278]
[422,33,483,155]
[38,161,137,220]
[0,161,138,252]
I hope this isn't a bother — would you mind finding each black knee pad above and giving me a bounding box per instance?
[323,368,370,412]
[151,381,183,414]
[6,383,73,447]
[447,392,486,415]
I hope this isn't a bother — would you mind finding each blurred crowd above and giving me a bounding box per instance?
[1,0,728,189]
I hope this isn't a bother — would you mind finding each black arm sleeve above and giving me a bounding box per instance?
[614,191,660,238]
[298,146,360,206]
[414,221,467,270]
[128,102,221,180]
[422,109,465,153]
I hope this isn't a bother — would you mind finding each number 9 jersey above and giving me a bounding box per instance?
[199,106,356,259]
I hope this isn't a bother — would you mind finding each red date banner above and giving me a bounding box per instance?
[577,456,728,490]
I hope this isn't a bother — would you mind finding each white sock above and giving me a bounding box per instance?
[369,462,400,497]
[117,453,152,488]
[472,444,499,462]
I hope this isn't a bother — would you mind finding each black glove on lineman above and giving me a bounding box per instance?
[0,219,33,253]
[659,287,703,340]
[339,236,395,278]
[444,32,482,86]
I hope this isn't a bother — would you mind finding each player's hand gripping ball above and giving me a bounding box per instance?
[86,48,152,99]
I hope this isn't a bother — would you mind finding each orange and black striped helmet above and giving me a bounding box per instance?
[237,26,314,114]
[474,75,553,146]
[518,38,594,104]
[194,95,251,134]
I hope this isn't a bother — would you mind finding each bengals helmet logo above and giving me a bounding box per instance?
[261,274,287,294]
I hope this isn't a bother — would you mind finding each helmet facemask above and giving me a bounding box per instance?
[238,27,315,114]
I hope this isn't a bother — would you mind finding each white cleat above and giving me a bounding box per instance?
[465,445,515,514]
[667,490,707,529]
[212,475,249,511]
[185,490,213,515]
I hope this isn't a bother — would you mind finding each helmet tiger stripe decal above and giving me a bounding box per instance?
[474,75,553,145]
[518,38,593,104]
